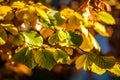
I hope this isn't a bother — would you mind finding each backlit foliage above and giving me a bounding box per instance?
[0,0,120,76]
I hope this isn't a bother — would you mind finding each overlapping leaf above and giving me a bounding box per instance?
[33,49,56,70]
[1,23,18,35]
[14,47,36,69]
[22,30,43,48]
[75,54,87,69]
[0,27,7,45]
[48,33,59,45]
[66,31,83,47]
[53,49,70,64]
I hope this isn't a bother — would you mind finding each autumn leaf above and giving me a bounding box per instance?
[14,47,37,69]
[33,48,56,71]
[93,22,110,37]
[22,30,43,48]
[53,49,70,64]
[35,7,50,24]
[0,27,7,45]
[75,54,87,69]
[79,34,93,52]
[40,28,54,39]
[91,63,106,75]
[98,11,115,24]
[58,29,67,41]
[108,64,120,76]
[66,31,83,47]
[48,33,59,45]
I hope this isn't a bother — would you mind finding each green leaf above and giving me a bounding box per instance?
[13,34,24,46]
[15,7,37,21]
[48,33,59,45]
[54,13,65,26]
[69,16,80,27]
[0,27,7,45]
[22,30,43,48]
[98,11,115,24]
[66,31,83,47]
[14,47,36,69]
[33,49,56,70]
[91,63,106,75]
[53,49,70,64]
[108,64,120,76]
[89,53,116,69]
[75,54,87,69]
[35,7,50,23]
[1,23,18,35]
[58,30,67,41]
[48,15,57,26]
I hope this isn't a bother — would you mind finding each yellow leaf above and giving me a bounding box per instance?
[11,1,25,9]
[40,28,54,39]
[60,8,75,19]
[15,7,37,22]
[108,64,120,76]
[64,47,73,55]
[93,22,111,37]
[79,34,93,52]
[89,33,101,52]
[35,7,50,24]
[75,54,87,69]
[91,63,106,75]
[80,25,88,36]
[0,6,12,15]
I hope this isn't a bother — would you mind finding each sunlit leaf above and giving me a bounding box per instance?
[108,64,120,76]
[1,23,18,35]
[40,28,54,39]
[94,22,110,37]
[89,33,101,51]
[22,30,43,48]
[35,7,50,23]
[48,33,59,45]
[13,34,24,46]
[58,29,67,41]
[91,63,106,75]
[75,54,87,69]
[15,7,37,21]
[11,1,25,9]
[0,5,12,15]
[66,31,83,47]
[60,8,75,19]
[33,49,56,70]
[14,47,36,69]
[53,49,70,64]
[69,16,80,27]
[98,11,115,24]
[79,34,93,52]
[91,53,116,69]
[74,12,83,20]
[54,13,65,26]
[64,47,73,55]
[0,27,7,45]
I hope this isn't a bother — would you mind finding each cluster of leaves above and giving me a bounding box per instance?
[0,0,120,76]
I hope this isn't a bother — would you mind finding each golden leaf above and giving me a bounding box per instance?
[91,63,106,75]
[40,28,54,39]
[75,54,87,69]
[79,34,93,52]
